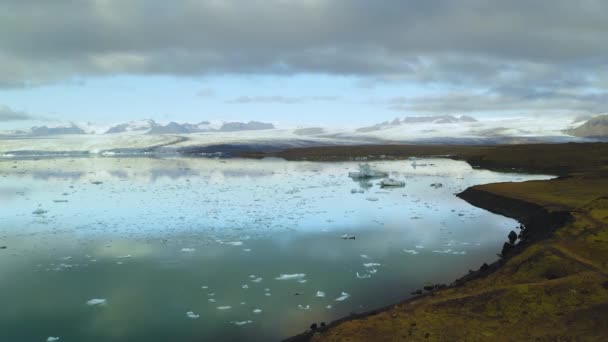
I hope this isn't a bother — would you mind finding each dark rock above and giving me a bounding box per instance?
[508,230,518,244]
[423,284,434,291]
[0,246,6,249]
[310,323,318,331]
[320,322,326,329]
[480,263,489,271]
[415,289,423,295]
[501,242,515,257]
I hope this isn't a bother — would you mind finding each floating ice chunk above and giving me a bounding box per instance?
[415,245,425,249]
[363,263,381,268]
[186,311,199,319]
[275,273,306,281]
[226,241,243,246]
[341,234,356,240]
[297,279,307,284]
[253,309,262,314]
[201,286,208,289]
[335,292,350,301]
[32,208,48,215]
[380,178,405,187]
[356,272,371,279]
[86,298,106,306]
[251,277,263,283]
[242,284,249,289]
[360,254,370,259]
[348,164,388,179]
[249,275,256,279]
[217,306,232,310]
[208,298,216,303]
[47,337,60,342]
[181,248,196,253]
[117,255,132,259]
[316,291,325,298]
[264,293,272,296]
[243,248,252,252]
[298,304,311,310]
[232,320,253,326]
[403,249,419,255]
[326,305,333,309]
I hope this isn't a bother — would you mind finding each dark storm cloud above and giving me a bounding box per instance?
[0,0,607,114]
[0,105,38,121]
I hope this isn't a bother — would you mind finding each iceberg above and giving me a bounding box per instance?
[186,311,199,319]
[348,164,388,179]
[86,298,107,306]
[380,178,405,187]
[335,292,351,301]
[275,273,306,280]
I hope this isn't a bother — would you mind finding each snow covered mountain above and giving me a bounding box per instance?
[565,114,608,139]
[0,115,602,158]
[356,115,477,133]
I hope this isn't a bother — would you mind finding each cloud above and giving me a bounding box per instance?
[0,105,37,121]
[1,1,607,82]
[226,95,339,104]
[387,90,608,115]
[0,1,607,114]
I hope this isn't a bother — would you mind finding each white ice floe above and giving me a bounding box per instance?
[242,284,249,289]
[326,305,333,309]
[363,262,381,268]
[415,245,425,249]
[232,320,253,326]
[86,298,107,306]
[46,337,60,342]
[360,254,370,259]
[335,292,351,301]
[356,272,371,279]
[226,241,243,246]
[186,311,199,319]
[297,279,307,284]
[180,248,196,252]
[243,248,252,252]
[253,309,262,314]
[251,277,263,283]
[217,306,232,310]
[201,286,208,289]
[403,249,420,255]
[208,299,217,303]
[316,291,326,298]
[298,304,311,310]
[117,255,132,259]
[275,273,306,281]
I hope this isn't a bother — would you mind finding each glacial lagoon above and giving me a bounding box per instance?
[0,157,552,341]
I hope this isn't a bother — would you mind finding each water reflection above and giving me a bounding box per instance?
[0,157,552,341]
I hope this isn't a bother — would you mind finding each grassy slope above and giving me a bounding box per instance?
[252,143,608,341]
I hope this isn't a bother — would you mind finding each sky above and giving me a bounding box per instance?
[0,0,607,130]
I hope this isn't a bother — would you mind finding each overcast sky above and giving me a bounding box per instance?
[0,0,607,128]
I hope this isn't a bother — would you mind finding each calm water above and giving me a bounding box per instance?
[0,157,551,341]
